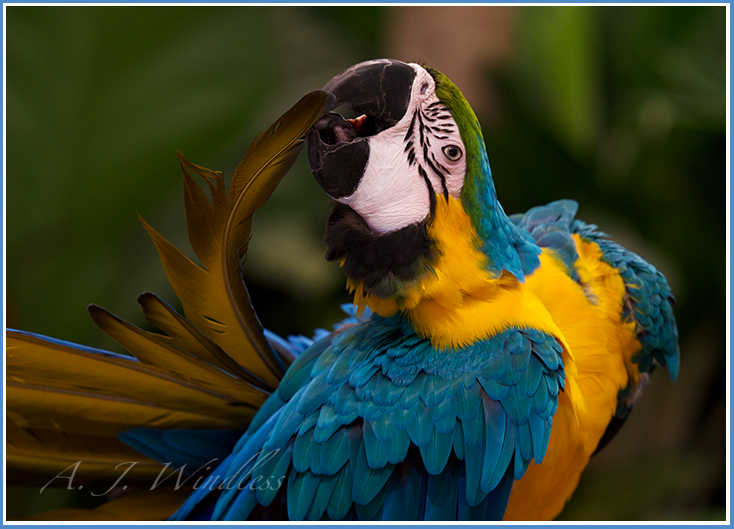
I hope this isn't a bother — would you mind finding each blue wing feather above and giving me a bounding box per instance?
[291,427,313,473]
[307,472,339,520]
[171,313,564,521]
[419,427,454,475]
[256,442,293,506]
[463,442,487,506]
[382,428,411,464]
[287,469,320,521]
[479,395,506,483]
[326,460,354,520]
[363,421,389,469]
[424,457,459,520]
[458,465,491,521]
[351,441,394,505]
[297,410,319,435]
[406,400,434,446]
[380,458,424,520]
[169,451,235,521]
[319,425,351,475]
[354,477,389,520]
[483,420,515,491]
[483,460,515,520]
[223,484,258,521]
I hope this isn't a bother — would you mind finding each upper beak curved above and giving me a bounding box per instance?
[323,58,416,127]
[307,59,417,200]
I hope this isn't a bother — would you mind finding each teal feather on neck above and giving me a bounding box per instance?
[430,70,541,282]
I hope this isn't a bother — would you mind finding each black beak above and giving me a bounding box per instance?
[307,59,417,199]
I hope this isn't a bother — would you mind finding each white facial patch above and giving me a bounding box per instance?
[337,64,467,234]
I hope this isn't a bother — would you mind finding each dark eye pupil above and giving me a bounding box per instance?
[443,145,462,160]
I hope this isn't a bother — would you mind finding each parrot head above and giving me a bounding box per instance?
[308,59,540,311]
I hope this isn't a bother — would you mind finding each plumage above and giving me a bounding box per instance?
[419,427,454,475]
[222,487,258,521]
[351,442,394,505]
[6,60,680,522]
[307,470,339,519]
[353,475,390,520]
[380,457,424,520]
[424,458,459,520]
[287,469,321,521]
[326,454,354,520]
[255,441,293,505]
[319,425,351,475]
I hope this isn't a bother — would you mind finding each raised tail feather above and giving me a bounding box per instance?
[6,90,335,520]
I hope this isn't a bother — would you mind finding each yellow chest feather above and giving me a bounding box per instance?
[350,197,642,519]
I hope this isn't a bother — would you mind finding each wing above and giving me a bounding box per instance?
[572,220,679,380]
[571,218,680,450]
[511,199,680,449]
[170,313,566,521]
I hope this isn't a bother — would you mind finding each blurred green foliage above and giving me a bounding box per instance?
[6,5,726,521]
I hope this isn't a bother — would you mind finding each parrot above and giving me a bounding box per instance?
[6,59,679,521]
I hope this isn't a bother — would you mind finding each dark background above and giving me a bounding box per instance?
[6,6,727,520]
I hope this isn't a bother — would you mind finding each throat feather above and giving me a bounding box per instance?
[323,203,436,299]
[349,196,500,313]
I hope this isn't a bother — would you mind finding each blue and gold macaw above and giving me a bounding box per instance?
[6,59,679,521]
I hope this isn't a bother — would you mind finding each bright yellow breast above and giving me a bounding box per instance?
[352,197,567,349]
[350,197,642,520]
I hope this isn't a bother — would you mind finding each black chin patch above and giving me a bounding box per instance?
[323,204,436,299]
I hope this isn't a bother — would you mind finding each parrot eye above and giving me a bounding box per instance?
[442,145,463,161]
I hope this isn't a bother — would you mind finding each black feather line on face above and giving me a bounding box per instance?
[399,101,458,204]
[423,148,449,201]
[418,165,438,214]
[418,112,426,146]
[404,111,417,142]
[323,204,436,299]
